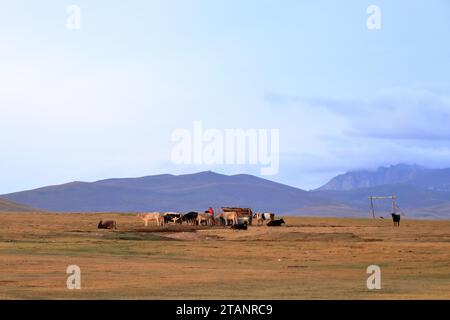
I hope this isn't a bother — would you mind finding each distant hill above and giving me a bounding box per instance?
[313,164,450,219]
[285,204,364,218]
[0,171,327,213]
[2,167,450,219]
[0,198,41,212]
[318,164,450,192]
[313,184,450,211]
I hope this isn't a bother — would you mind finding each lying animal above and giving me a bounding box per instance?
[391,213,401,227]
[98,220,117,229]
[231,223,248,230]
[267,218,285,227]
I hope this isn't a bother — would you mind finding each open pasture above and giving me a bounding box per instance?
[0,212,449,299]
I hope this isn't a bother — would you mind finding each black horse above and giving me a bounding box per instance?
[391,213,401,227]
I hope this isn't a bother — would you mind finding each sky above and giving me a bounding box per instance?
[1,0,450,193]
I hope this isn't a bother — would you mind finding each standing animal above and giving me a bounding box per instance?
[215,214,226,226]
[197,213,215,226]
[163,212,182,224]
[222,211,238,225]
[267,218,285,227]
[391,213,401,227]
[163,215,174,224]
[98,220,117,229]
[181,212,198,225]
[253,212,275,226]
[137,212,164,227]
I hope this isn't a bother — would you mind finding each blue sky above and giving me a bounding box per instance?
[1,0,450,193]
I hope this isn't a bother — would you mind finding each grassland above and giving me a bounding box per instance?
[0,212,449,299]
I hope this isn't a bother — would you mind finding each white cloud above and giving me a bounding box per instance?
[277,88,450,140]
[262,88,450,188]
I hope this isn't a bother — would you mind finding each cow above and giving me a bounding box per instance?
[231,223,248,230]
[137,212,164,227]
[267,218,285,227]
[180,212,198,225]
[222,211,238,226]
[253,212,275,226]
[197,213,215,226]
[98,220,117,229]
[391,213,401,227]
[163,212,182,224]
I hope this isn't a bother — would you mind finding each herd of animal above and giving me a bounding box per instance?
[97,211,286,230]
[135,211,284,227]
[97,211,402,230]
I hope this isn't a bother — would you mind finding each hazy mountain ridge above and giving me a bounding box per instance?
[318,164,450,191]
[1,165,450,219]
[0,171,318,213]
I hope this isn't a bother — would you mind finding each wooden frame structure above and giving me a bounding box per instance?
[368,195,397,219]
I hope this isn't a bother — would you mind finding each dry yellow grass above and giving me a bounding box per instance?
[0,212,449,299]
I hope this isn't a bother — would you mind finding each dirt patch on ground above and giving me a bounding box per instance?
[1,213,450,299]
[103,232,177,241]
[279,231,362,242]
[124,225,216,233]
[160,232,197,241]
[194,227,363,242]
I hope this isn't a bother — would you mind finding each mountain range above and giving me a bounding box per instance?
[1,164,450,219]
[318,164,450,191]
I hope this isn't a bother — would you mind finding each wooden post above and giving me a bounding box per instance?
[369,195,398,218]
[369,197,375,219]
[392,196,397,214]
